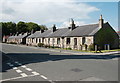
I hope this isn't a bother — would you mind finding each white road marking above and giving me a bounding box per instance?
[9,64,14,67]
[18,63,22,65]
[7,63,11,65]
[16,69,22,73]
[1,74,38,82]
[26,68,32,71]
[15,61,19,64]
[32,72,40,75]
[21,65,27,68]
[13,67,18,70]
[41,75,48,79]
[20,73,28,77]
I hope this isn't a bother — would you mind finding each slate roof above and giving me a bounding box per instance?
[36,30,53,38]
[47,23,100,37]
[9,23,108,39]
[27,31,41,38]
[16,33,29,39]
[8,35,17,39]
[46,28,69,37]
[65,23,99,37]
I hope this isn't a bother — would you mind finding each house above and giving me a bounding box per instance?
[117,31,120,48]
[15,32,30,44]
[26,31,42,46]
[7,32,30,44]
[34,15,118,50]
[7,15,119,50]
[2,35,10,43]
[7,34,18,43]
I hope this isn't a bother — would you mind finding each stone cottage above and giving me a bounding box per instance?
[35,15,119,50]
[7,15,119,50]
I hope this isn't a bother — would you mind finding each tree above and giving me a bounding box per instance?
[16,21,27,33]
[26,22,41,33]
[1,22,16,36]
[6,22,16,34]
[39,25,48,30]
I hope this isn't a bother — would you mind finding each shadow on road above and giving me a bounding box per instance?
[2,52,120,72]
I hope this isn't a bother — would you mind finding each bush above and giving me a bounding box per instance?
[66,47,72,50]
[9,42,17,44]
[44,45,50,48]
[49,46,55,48]
[38,43,44,47]
[84,44,88,50]
[88,44,94,51]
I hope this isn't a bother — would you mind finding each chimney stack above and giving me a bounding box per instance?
[70,18,76,30]
[41,29,44,33]
[99,15,104,28]
[52,24,56,32]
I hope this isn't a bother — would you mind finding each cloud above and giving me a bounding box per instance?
[62,20,86,28]
[1,0,99,27]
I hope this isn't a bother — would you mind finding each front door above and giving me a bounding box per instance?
[74,38,77,49]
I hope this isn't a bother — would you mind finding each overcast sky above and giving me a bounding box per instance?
[0,0,119,31]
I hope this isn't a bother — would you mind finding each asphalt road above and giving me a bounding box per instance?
[1,43,119,82]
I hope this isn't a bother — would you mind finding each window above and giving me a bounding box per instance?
[74,38,77,45]
[66,38,70,44]
[36,38,37,43]
[57,38,60,44]
[39,39,41,43]
[52,38,55,44]
[42,38,44,43]
[32,38,34,43]
[82,37,85,45]
[48,38,50,44]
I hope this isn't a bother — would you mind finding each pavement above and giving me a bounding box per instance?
[1,43,119,82]
[7,43,120,55]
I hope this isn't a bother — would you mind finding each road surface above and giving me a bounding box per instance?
[1,43,119,82]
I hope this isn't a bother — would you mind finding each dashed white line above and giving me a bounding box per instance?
[20,73,28,77]
[41,75,48,80]
[18,63,22,66]
[32,72,40,75]
[21,65,27,68]
[9,64,14,67]
[1,74,37,82]
[15,61,19,64]
[26,68,32,71]
[16,69,22,73]
[6,61,53,82]
[7,63,11,65]
[13,67,18,70]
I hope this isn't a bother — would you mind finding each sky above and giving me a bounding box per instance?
[0,0,119,31]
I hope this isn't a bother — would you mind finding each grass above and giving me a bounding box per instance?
[54,47,120,53]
